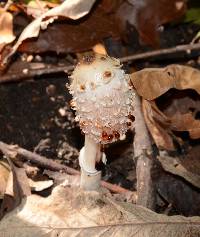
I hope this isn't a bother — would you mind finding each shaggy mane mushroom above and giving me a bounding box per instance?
[69,53,135,190]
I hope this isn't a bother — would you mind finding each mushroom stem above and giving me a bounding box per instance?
[79,135,101,190]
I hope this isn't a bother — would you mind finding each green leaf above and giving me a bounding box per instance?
[184,8,200,24]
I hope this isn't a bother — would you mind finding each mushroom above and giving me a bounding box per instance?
[69,53,135,190]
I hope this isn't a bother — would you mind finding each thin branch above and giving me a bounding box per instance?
[0,65,74,84]
[0,141,134,196]
[1,42,200,84]
[120,42,200,63]
[133,94,156,210]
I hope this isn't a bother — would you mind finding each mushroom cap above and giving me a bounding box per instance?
[69,53,135,144]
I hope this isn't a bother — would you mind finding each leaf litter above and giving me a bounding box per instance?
[2,0,96,64]
[0,0,200,235]
[0,183,199,237]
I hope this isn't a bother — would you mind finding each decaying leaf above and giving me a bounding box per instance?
[0,184,199,237]
[170,112,200,139]
[2,0,96,64]
[157,172,200,216]
[0,157,31,220]
[44,169,80,186]
[131,65,200,150]
[142,99,175,150]
[0,8,15,53]
[0,160,10,199]
[116,0,186,47]
[131,64,200,100]
[28,179,53,192]
[158,153,200,189]
[18,2,119,55]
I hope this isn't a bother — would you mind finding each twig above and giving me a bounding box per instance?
[0,141,133,195]
[133,94,156,210]
[120,42,200,63]
[0,65,74,84]
[1,42,200,84]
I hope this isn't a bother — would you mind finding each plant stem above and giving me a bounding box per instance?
[79,135,101,191]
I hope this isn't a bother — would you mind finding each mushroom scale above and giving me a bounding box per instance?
[69,53,135,144]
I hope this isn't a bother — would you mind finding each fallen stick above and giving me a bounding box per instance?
[133,94,156,210]
[0,65,74,84]
[120,42,200,63]
[1,42,200,84]
[0,141,134,196]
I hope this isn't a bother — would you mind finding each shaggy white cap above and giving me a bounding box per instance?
[69,54,135,144]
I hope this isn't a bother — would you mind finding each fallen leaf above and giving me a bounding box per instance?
[0,160,10,199]
[0,157,31,220]
[28,179,53,192]
[157,92,200,117]
[170,112,200,139]
[116,0,186,47]
[184,7,200,25]
[180,146,200,176]
[0,184,199,236]
[0,143,31,219]
[0,8,15,53]
[2,0,96,64]
[156,172,200,216]
[131,65,200,150]
[131,64,200,100]
[18,2,119,55]
[158,152,200,189]
[44,169,80,186]
[142,99,176,150]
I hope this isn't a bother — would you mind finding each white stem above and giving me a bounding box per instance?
[79,135,101,191]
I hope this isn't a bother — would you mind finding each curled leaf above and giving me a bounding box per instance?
[142,99,175,150]
[117,0,186,47]
[131,65,200,100]
[170,112,200,139]
[2,0,96,64]
[0,8,15,53]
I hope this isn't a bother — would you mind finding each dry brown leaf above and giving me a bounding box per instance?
[170,112,200,139]
[131,65,200,100]
[2,0,96,64]
[0,184,199,237]
[0,156,31,220]
[131,65,200,150]
[0,160,10,199]
[158,153,200,189]
[180,146,200,176]
[44,169,80,186]
[18,2,119,55]
[156,172,200,216]
[0,8,15,53]
[116,0,186,47]
[28,179,53,192]
[142,99,175,150]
